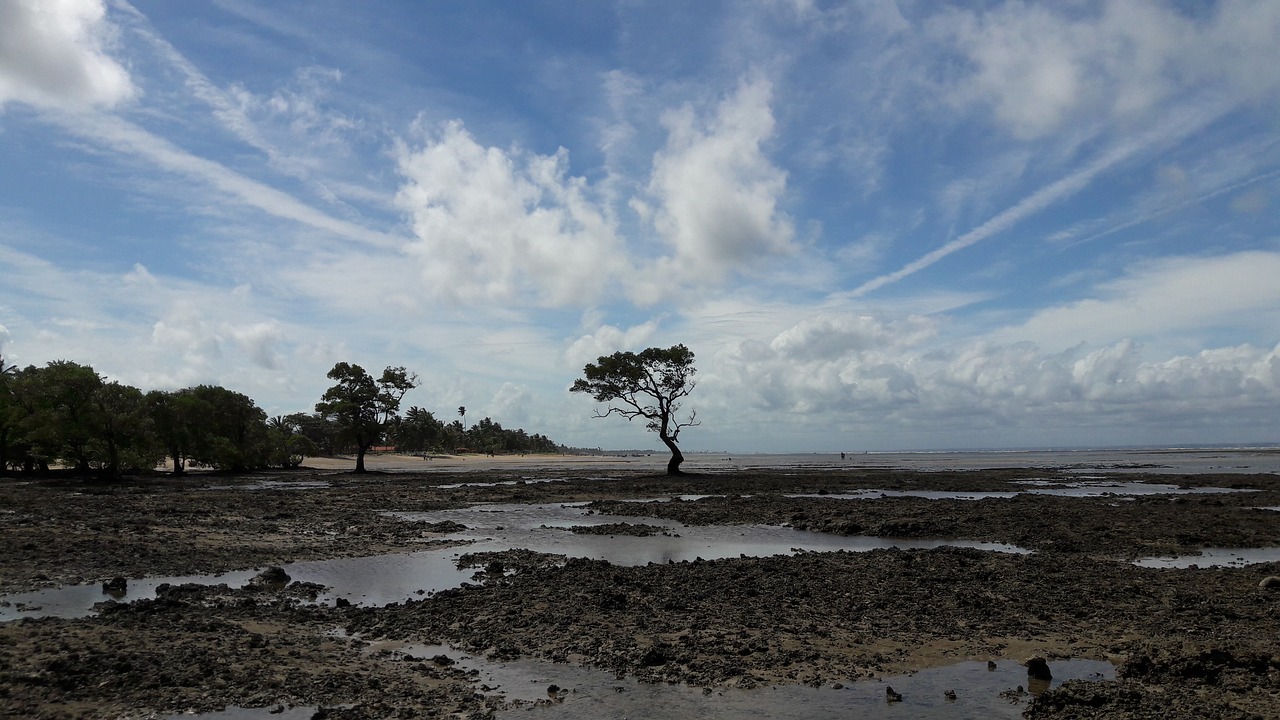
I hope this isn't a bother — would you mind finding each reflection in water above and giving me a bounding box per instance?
[437,477,568,489]
[204,480,331,491]
[788,480,1255,501]
[0,503,1027,622]
[165,706,317,720]
[1132,547,1280,568]
[393,503,1030,566]
[376,642,1113,720]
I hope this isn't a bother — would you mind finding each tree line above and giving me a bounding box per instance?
[0,355,565,477]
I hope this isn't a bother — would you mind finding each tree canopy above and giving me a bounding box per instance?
[315,362,418,473]
[0,354,568,478]
[570,344,698,475]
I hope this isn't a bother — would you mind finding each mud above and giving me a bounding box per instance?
[2,464,1279,719]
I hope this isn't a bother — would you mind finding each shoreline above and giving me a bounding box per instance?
[2,463,1278,718]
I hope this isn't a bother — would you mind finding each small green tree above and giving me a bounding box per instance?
[570,344,698,475]
[315,362,418,472]
[267,415,318,468]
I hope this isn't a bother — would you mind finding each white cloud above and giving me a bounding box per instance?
[488,382,533,424]
[396,121,626,307]
[993,251,1280,352]
[850,97,1224,298]
[641,77,795,291]
[708,310,1280,445]
[0,0,133,110]
[48,112,401,249]
[564,319,661,371]
[937,1,1280,139]
[768,313,934,362]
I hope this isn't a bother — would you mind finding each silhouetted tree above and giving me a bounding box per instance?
[570,344,698,475]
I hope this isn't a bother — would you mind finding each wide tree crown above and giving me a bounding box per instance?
[570,344,697,437]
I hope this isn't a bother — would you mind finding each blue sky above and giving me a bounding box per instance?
[2,0,1279,452]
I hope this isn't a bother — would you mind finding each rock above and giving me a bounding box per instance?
[987,660,998,671]
[885,686,903,702]
[1025,657,1053,680]
[251,566,291,588]
[1258,576,1280,590]
[639,646,669,667]
[101,576,127,595]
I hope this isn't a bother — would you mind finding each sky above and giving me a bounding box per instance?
[1,0,1279,453]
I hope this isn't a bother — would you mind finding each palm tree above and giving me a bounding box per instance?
[457,405,466,429]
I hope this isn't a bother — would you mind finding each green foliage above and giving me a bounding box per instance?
[0,354,17,472]
[9,361,104,472]
[88,382,162,474]
[570,344,698,474]
[146,389,197,474]
[267,415,318,468]
[315,362,418,472]
[0,352,567,477]
[183,385,270,472]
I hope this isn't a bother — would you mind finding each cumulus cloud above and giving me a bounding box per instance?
[937,1,1280,139]
[713,311,1280,438]
[0,0,133,110]
[768,313,934,362]
[640,77,795,289]
[396,121,626,306]
[706,249,1280,442]
[564,319,661,370]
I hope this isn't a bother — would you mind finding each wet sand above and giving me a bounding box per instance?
[2,457,1278,718]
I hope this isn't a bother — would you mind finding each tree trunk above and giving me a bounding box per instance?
[355,442,369,473]
[660,432,684,475]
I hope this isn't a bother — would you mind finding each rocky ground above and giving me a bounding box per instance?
[1,462,1278,719]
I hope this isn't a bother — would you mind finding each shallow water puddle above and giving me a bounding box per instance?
[1132,547,1280,568]
[204,480,332,491]
[378,642,1113,720]
[0,503,1026,622]
[0,551,475,622]
[393,502,1030,565]
[436,477,568,489]
[788,479,1256,501]
[165,705,318,719]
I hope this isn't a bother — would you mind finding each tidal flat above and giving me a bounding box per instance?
[2,453,1278,719]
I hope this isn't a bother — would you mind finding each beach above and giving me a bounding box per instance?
[2,451,1278,718]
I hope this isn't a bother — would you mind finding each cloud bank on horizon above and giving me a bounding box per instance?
[1,0,1278,452]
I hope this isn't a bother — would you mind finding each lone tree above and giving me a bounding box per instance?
[570,344,698,475]
[316,362,418,472]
